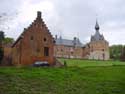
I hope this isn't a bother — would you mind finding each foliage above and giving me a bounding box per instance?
[0,31,4,41]
[110,45,123,60]
[3,37,14,44]
[0,31,4,63]
[120,46,125,61]
[0,66,125,94]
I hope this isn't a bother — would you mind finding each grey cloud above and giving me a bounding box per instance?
[0,0,125,45]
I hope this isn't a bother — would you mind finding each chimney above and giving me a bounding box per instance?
[55,35,57,39]
[74,37,77,41]
[73,37,77,46]
[37,11,42,19]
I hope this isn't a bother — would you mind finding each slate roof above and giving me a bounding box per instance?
[91,20,105,41]
[91,31,104,41]
[55,37,83,47]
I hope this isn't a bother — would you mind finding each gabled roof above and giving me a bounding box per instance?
[12,11,53,47]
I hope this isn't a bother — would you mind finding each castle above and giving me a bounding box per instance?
[3,11,109,66]
[54,21,109,60]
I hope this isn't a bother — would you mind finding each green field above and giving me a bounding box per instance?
[59,58,125,67]
[0,59,125,94]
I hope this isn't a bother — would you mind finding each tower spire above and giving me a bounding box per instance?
[95,19,100,31]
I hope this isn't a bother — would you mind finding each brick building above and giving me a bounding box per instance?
[54,36,83,59]
[3,13,109,66]
[12,11,55,66]
[54,21,109,60]
[83,21,109,60]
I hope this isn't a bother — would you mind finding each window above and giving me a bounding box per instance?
[31,36,33,40]
[61,49,63,52]
[44,38,47,42]
[71,52,73,54]
[36,48,40,53]
[53,40,56,43]
[44,47,49,56]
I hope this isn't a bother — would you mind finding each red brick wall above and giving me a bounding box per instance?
[12,12,55,66]
[54,45,83,59]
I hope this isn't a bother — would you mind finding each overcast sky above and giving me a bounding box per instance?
[0,0,125,45]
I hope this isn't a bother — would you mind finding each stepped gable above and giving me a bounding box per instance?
[12,11,54,47]
[12,11,55,66]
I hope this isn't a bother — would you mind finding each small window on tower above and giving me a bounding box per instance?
[31,36,33,40]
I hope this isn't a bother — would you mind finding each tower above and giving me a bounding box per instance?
[87,19,109,60]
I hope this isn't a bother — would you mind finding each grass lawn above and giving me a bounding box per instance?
[0,65,125,94]
[59,58,125,67]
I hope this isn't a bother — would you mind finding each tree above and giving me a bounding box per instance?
[0,31,4,45]
[110,45,123,60]
[0,31,4,64]
[3,37,14,44]
[120,46,125,61]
